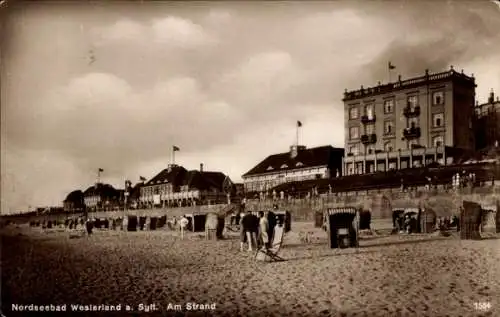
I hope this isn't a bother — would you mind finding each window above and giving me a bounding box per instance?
[280,164,288,169]
[365,124,375,135]
[366,145,375,154]
[349,126,359,139]
[433,136,444,147]
[364,104,374,118]
[384,142,393,152]
[384,121,394,134]
[266,166,274,171]
[433,91,444,105]
[409,139,419,148]
[407,95,418,108]
[384,99,394,114]
[349,106,359,120]
[408,117,419,129]
[349,144,359,155]
[433,113,444,127]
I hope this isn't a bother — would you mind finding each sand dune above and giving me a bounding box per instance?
[1,223,499,316]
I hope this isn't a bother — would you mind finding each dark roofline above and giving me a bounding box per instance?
[343,68,476,102]
[143,166,227,188]
[242,145,344,177]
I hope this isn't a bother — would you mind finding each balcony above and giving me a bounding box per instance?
[361,133,377,144]
[361,114,376,124]
[403,106,421,117]
[403,127,421,139]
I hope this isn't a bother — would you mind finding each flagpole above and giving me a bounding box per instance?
[388,62,396,83]
[296,124,299,147]
[172,147,175,165]
[388,62,392,83]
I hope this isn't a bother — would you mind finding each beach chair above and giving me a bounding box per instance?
[255,224,286,262]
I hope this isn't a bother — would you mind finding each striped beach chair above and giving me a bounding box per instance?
[325,207,360,249]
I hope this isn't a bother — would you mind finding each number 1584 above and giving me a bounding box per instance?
[474,302,491,311]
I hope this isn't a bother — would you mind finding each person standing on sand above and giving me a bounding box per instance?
[240,211,258,252]
[85,218,93,236]
[179,215,189,240]
[239,210,247,251]
[258,211,269,249]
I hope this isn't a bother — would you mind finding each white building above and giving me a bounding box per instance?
[242,145,344,193]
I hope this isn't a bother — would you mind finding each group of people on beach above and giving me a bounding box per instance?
[237,206,282,252]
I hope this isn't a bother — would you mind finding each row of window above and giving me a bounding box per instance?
[244,175,320,192]
[245,168,326,182]
[347,135,444,155]
[348,113,445,140]
[345,158,445,175]
[348,91,445,120]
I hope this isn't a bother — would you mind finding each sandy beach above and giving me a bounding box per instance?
[1,222,499,317]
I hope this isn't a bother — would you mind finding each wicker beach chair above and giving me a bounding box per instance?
[255,224,286,262]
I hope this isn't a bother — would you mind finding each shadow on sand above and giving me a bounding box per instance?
[280,249,380,263]
[360,236,455,248]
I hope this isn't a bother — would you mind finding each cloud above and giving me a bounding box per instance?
[10,71,250,186]
[205,9,233,26]
[152,16,217,48]
[93,16,217,49]
[96,19,146,43]
[1,147,90,213]
[2,2,500,213]
[360,1,500,85]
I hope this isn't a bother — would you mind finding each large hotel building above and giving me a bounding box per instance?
[342,67,476,175]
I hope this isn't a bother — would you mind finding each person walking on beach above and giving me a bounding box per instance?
[258,211,269,249]
[179,215,189,240]
[240,211,258,252]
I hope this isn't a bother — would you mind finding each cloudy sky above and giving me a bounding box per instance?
[1,1,500,214]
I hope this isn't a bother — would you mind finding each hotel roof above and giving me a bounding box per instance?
[343,67,476,102]
[243,145,344,177]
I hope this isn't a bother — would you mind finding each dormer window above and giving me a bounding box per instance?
[266,166,274,171]
[280,164,288,169]
[296,162,304,167]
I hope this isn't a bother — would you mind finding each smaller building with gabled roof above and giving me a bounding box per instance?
[242,145,344,193]
[63,190,85,213]
[140,164,232,207]
[83,183,123,211]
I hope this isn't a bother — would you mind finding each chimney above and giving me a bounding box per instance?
[290,145,306,159]
[200,163,204,172]
[489,89,495,104]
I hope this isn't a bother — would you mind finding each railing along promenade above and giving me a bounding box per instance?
[5,182,500,225]
[244,183,500,220]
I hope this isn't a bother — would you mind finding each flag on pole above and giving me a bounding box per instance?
[98,168,104,172]
[297,120,302,127]
[388,62,396,70]
[172,145,180,151]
